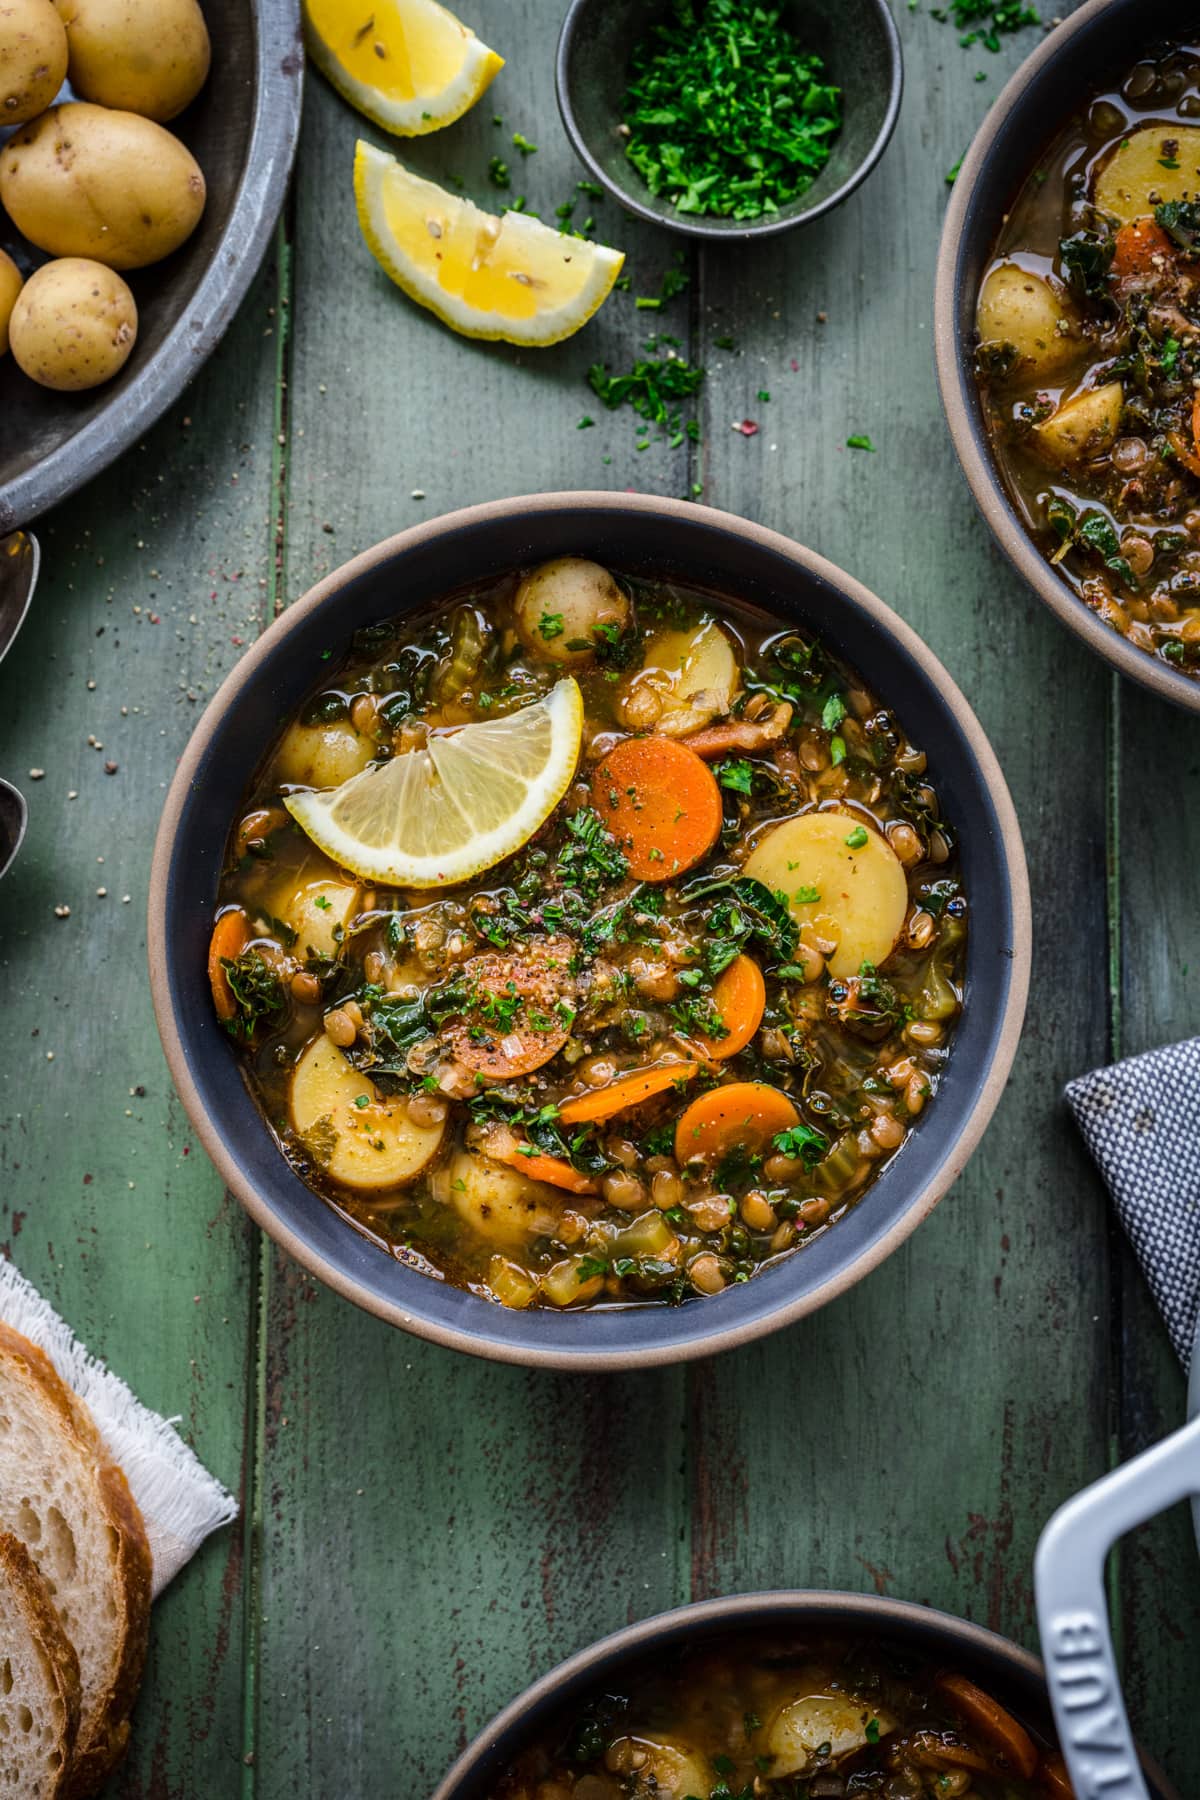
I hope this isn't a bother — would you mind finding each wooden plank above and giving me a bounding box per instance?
[1115,680,1200,1780]
[689,0,1116,1650]
[258,20,698,1791]
[0,254,282,1796]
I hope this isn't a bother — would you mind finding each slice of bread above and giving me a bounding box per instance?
[0,1324,152,1797]
[0,1530,81,1798]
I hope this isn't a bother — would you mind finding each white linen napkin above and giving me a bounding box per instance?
[1065,1037,1200,1372]
[0,1260,237,1595]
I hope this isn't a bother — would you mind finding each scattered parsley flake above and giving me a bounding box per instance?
[512,131,538,156]
[846,434,876,451]
[845,825,869,848]
[487,155,510,188]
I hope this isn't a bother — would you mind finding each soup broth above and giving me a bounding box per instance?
[209,563,965,1311]
[975,42,1200,677]
[488,1630,1071,1798]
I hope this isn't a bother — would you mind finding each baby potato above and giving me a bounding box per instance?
[274,877,360,962]
[620,617,739,735]
[0,102,206,269]
[273,717,376,789]
[445,1148,563,1247]
[744,808,908,981]
[290,1035,445,1192]
[8,256,136,390]
[0,250,24,355]
[767,1693,897,1777]
[605,1737,711,1797]
[0,0,67,126]
[1032,380,1124,465]
[52,0,211,121]
[513,557,629,665]
[1094,123,1200,224]
[976,263,1078,380]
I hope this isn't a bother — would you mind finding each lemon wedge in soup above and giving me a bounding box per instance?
[284,678,584,888]
[744,809,907,980]
[304,0,503,137]
[354,142,626,345]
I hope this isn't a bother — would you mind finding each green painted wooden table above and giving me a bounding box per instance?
[3,3,1200,1793]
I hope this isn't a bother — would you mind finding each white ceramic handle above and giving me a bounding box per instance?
[1035,1414,1200,1799]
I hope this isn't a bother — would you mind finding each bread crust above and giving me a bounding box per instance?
[0,1529,82,1798]
[0,1323,153,1798]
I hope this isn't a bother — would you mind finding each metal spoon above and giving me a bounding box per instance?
[0,530,39,881]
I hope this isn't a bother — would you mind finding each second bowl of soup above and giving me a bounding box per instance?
[149,494,1028,1367]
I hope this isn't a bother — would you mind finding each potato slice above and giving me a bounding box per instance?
[743,810,907,981]
[625,618,739,736]
[274,877,360,961]
[1032,380,1124,465]
[767,1693,897,1777]
[273,718,376,789]
[1094,123,1200,224]
[290,1035,445,1191]
[976,263,1078,379]
[445,1149,563,1247]
[605,1737,711,1797]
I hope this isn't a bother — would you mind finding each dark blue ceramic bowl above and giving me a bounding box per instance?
[148,494,1029,1369]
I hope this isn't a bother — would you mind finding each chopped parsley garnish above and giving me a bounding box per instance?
[620,0,841,220]
[588,348,706,442]
[933,0,1039,52]
[716,757,754,795]
[795,884,821,904]
[512,131,538,156]
[821,691,846,731]
[487,156,510,188]
[539,611,565,641]
[846,433,876,452]
[1059,230,1114,299]
[772,1122,829,1166]
[557,807,629,899]
[845,825,869,848]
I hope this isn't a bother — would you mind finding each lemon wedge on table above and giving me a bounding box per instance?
[354,141,626,345]
[303,0,503,136]
[284,679,584,888]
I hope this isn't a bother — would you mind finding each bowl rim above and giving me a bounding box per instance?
[429,1587,1181,1800]
[553,0,903,242]
[933,0,1200,714]
[148,490,1030,1370]
[0,0,304,533]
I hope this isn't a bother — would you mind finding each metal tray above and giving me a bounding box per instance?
[0,0,302,531]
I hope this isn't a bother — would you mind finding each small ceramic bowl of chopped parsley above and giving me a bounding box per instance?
[555,0,902,241]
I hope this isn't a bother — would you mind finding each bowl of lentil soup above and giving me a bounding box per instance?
[936,0,1200,710]
[431,1591,1178,1800]
[149,493,1028,1368]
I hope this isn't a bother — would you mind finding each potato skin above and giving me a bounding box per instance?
[0,102,206,269]
[9,256,137,390]
[0,249,24,356]
[52,0,211,122]
[0,0,67,126]
[976,262,1078,380]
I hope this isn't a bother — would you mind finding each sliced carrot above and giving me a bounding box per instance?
[706,955,766,1059]
[558,1061,698,1125]
[491,1142,598,1195]
[1039,1752,1076,1799]
[208,908,252,1021]
[590,735,722,882]
[935,1674,1038,1780]
[1112,216,1175,282]
[673,1080,799,1168]
[1168,426,1200,480]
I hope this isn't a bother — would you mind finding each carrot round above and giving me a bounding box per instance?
[706,955,766,1059]
[590,735,722,882]
[674,1081,799,1168]
[935,1674,1038,1780]
[1039,1752,1075,1799]
[491,1141,598,1195]
[1112,217,1174,282]
[208,908,252,1021]
[558,1061,698,1125]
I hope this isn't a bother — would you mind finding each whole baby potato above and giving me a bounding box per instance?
[53,0,211,122]
[0,102,206,269]
[0,250,24,355]
[9,256,137,389]
[0,0,67,125]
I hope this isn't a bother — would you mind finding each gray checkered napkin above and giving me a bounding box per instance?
[1065,1038,1200,1370]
